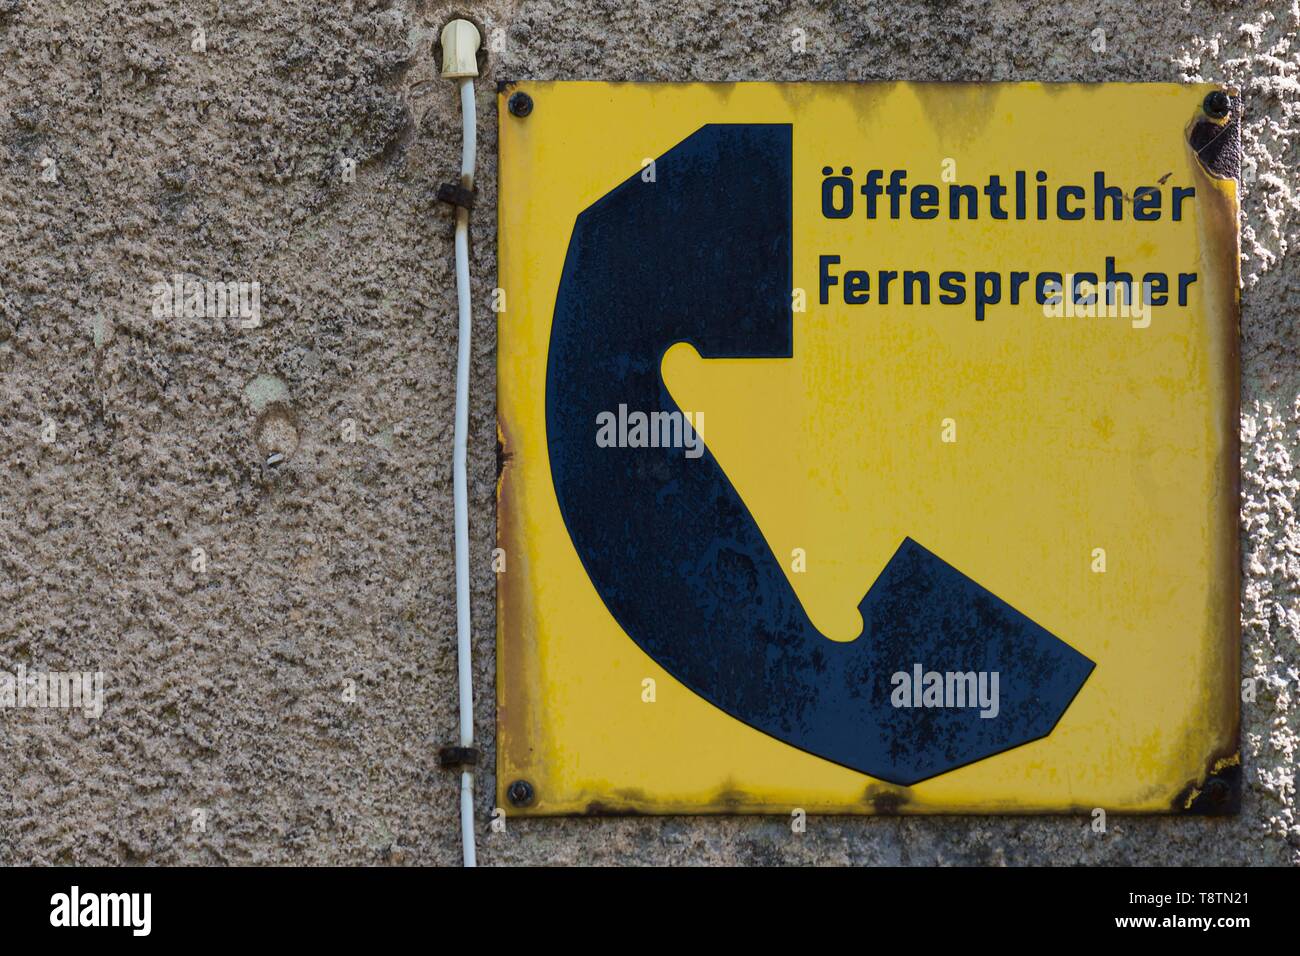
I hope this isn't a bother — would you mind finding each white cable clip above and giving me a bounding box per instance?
[440,19,481,79]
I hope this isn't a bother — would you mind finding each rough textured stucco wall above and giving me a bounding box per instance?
[0,0,1295,865]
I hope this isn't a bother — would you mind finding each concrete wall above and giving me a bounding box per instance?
[0,0,1295,865]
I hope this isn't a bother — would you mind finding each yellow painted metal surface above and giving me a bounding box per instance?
[497,82,1240,815]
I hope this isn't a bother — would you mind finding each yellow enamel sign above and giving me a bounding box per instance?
[497,83,1240,815]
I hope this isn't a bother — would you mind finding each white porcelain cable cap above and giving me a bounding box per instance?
[440,19,481,79]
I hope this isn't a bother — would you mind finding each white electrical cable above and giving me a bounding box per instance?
[453,74,477,868]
